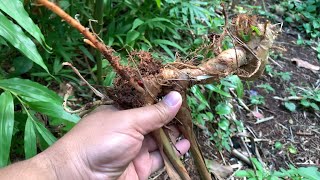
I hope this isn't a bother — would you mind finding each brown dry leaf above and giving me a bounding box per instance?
[291,58,320,72]
[205,159,233,178]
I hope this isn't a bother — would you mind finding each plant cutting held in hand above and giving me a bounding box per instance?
[37,0,278,179]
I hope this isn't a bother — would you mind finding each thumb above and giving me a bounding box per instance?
[124,91,182,135]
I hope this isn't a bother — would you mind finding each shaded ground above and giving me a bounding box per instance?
[151,27,319,179]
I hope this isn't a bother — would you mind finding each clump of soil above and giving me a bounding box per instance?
[107,51,163,109]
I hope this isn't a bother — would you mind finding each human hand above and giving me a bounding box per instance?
[35,91,190,179]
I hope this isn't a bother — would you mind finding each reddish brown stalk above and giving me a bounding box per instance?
[37,0,144,94]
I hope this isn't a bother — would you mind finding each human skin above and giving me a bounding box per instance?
[0,91,190,180]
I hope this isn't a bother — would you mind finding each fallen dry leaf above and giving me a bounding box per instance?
[291,58,320,72]
[205,159,233,178]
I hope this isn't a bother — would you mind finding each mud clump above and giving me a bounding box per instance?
[107,51,163,109]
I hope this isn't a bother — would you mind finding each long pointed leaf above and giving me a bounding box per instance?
[24,117,37,159]
[0,91,14,167]
[0,12,48,72]
[33,120,56,146]
[28,101,79,123]
[0,78,61,104]
[0,0,51,50]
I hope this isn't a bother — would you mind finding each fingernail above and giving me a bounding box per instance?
[163,91,181,107]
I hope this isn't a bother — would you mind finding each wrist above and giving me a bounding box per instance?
[34,141,92,179]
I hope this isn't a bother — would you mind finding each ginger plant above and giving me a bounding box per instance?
[37,0,278,179]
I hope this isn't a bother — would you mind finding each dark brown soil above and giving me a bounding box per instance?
[151,27,319,179]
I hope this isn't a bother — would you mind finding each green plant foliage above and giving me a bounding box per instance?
[188,75,244,151]
[104,0,221,60]
[0,91,14,167]
[0,12,48,73]
[236,158,320,180]
[24,117,37,159]
[257,83,275,93]
[272,1,320,39]
[0,0,51,50]
[0,78,79,161]
[284,101,296,112]
[285,86,320,112]
[250,94,265,105]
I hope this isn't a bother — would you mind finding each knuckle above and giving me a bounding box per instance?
[153,103,170,125]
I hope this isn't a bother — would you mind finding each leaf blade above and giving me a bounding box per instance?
[24,117,37,159]
[0,0,51,50]
[0,12,48,72]
[33,120,57,146]
[0,91,14,167]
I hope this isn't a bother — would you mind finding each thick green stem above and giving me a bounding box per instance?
[93,0,104,84]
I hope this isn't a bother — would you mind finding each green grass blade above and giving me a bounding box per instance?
[0,12,49,73]
[0,91,14,167]
[153,39,186,54]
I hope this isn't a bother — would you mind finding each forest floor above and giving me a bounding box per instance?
[152,27,320,180]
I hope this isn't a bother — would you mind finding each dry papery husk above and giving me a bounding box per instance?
[108,15,278,109]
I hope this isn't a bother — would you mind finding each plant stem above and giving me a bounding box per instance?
[93,0,104,85]
[177,93,212,180]
[152,129,191,180]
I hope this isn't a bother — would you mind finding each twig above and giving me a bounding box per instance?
[62,62,106,99]
[273,96,304,101]
[231,149,252,167]
[255,116,274,124]
[229,88,251,112]
[268,57,283,69]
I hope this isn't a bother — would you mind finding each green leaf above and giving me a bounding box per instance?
[27,101,79,123]
[103,71,116,86]
[221,75,243,98]
[24,117,37,159]
[126,30,140,44]
[303,23,312,34]
[0,91,14,167]
[218,119,229,131]
[191,85,210,108]
[310,103,319,111]
[251,25,261,36]
[153,39,186,54]
[274,141,283,149]
[158,44,175,60]
[34,120,56,146]
[250,158,264,173]
[0,12,48,72]
[297,167,320,180]
[0,78,61,104]
[235,170,251,177]
[215,103,231,115]
[12,56,33,75]
[0,0,51,50]
[131,18,144,31]
[284,102,296,112]
[288,144,297,154]
[300,99,310,107]
[155,0,161,8]
[205,84,231,98]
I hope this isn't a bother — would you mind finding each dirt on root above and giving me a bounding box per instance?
[151,28,319,180]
